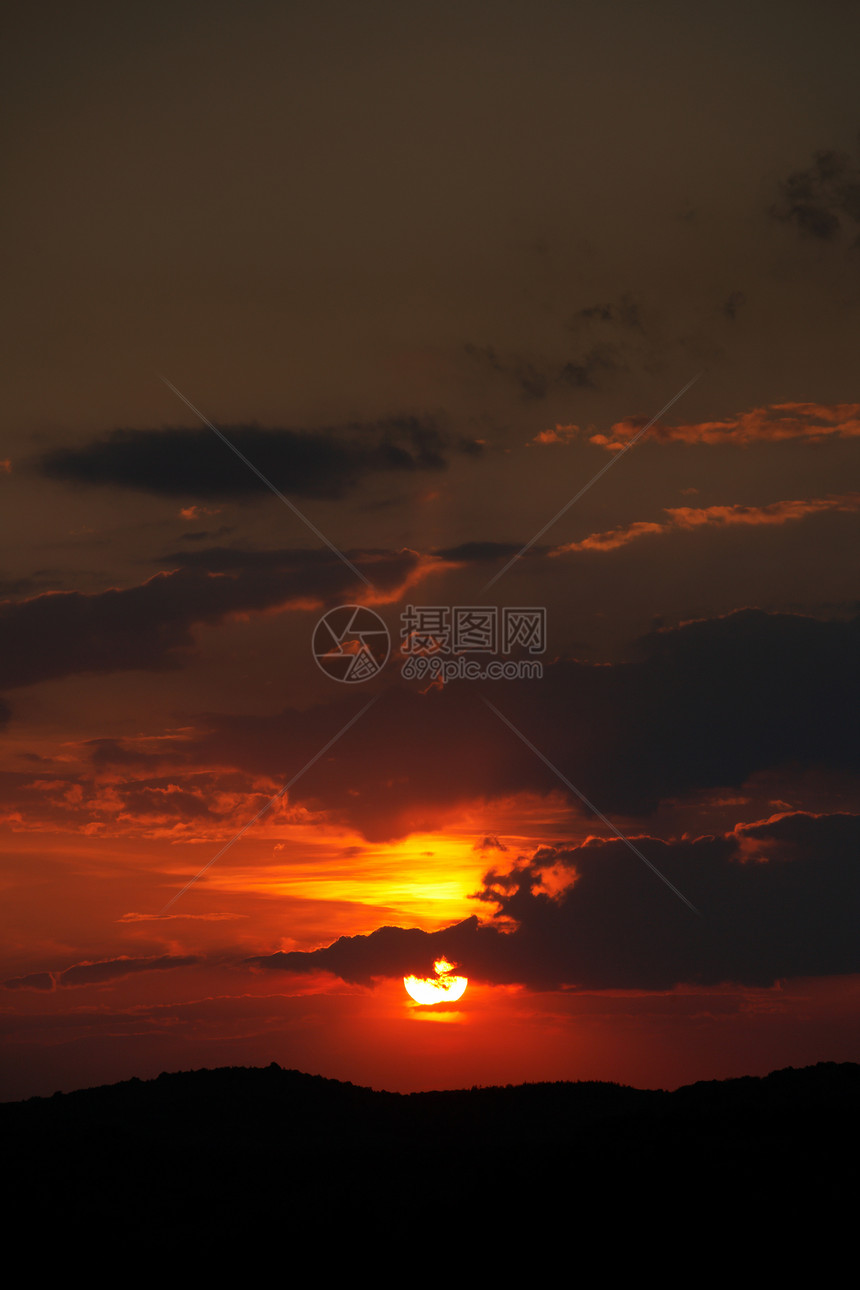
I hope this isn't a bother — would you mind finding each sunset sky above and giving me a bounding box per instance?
[2,0,859,1101]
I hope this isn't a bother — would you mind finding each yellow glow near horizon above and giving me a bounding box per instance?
[222,829,486,927]
[404,956,468,1005]
[179,803,578,933]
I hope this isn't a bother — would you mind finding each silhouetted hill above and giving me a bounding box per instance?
[3,1062,857,1251]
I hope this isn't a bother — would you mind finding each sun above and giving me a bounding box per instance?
[403,957,468,1005]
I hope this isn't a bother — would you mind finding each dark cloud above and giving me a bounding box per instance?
[771,146,860,243]
[158,544,410,578]
[464,340,626,398]
[251,811,860,990]
[433,540,528,563]
[165,608,859,839]
[568,294,643,333]
[722,291,746,321]
[12,608,854,841]
[58,954,200,987]
[463,345,549,400]
[0,548,416,690]
[178,526,235,542]
[559,342,626,389]
[560,294,641,386]
[465,292,646,400]
[0,576,39,598]
[87,739,168,771]
[474,835,508,852]
[4,954,200,991]
[3,972,54,991]
[0,765,267,836]
[108,781,227,824]
[37,418,481,500]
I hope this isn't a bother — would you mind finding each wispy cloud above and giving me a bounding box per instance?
[553,494,860,554]
[589,402,860,451]
[4,954,201,991]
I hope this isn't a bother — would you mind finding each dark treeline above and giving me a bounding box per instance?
[3,1061,857,1252]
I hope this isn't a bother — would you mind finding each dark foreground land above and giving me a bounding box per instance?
[3,1061,857,1251]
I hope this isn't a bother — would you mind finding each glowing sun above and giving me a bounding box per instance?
[403,957,468,1005]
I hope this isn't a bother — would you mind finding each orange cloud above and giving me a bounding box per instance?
[667,496,859,528]
[180,505,221,520]
[558,520,664,553]
[358,551,459,607]
[531,424,580,445]
[590,402,860,451]
[554,493,860,554]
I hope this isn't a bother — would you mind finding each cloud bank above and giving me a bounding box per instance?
[251,812,860,990]
[38,419,482,500]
